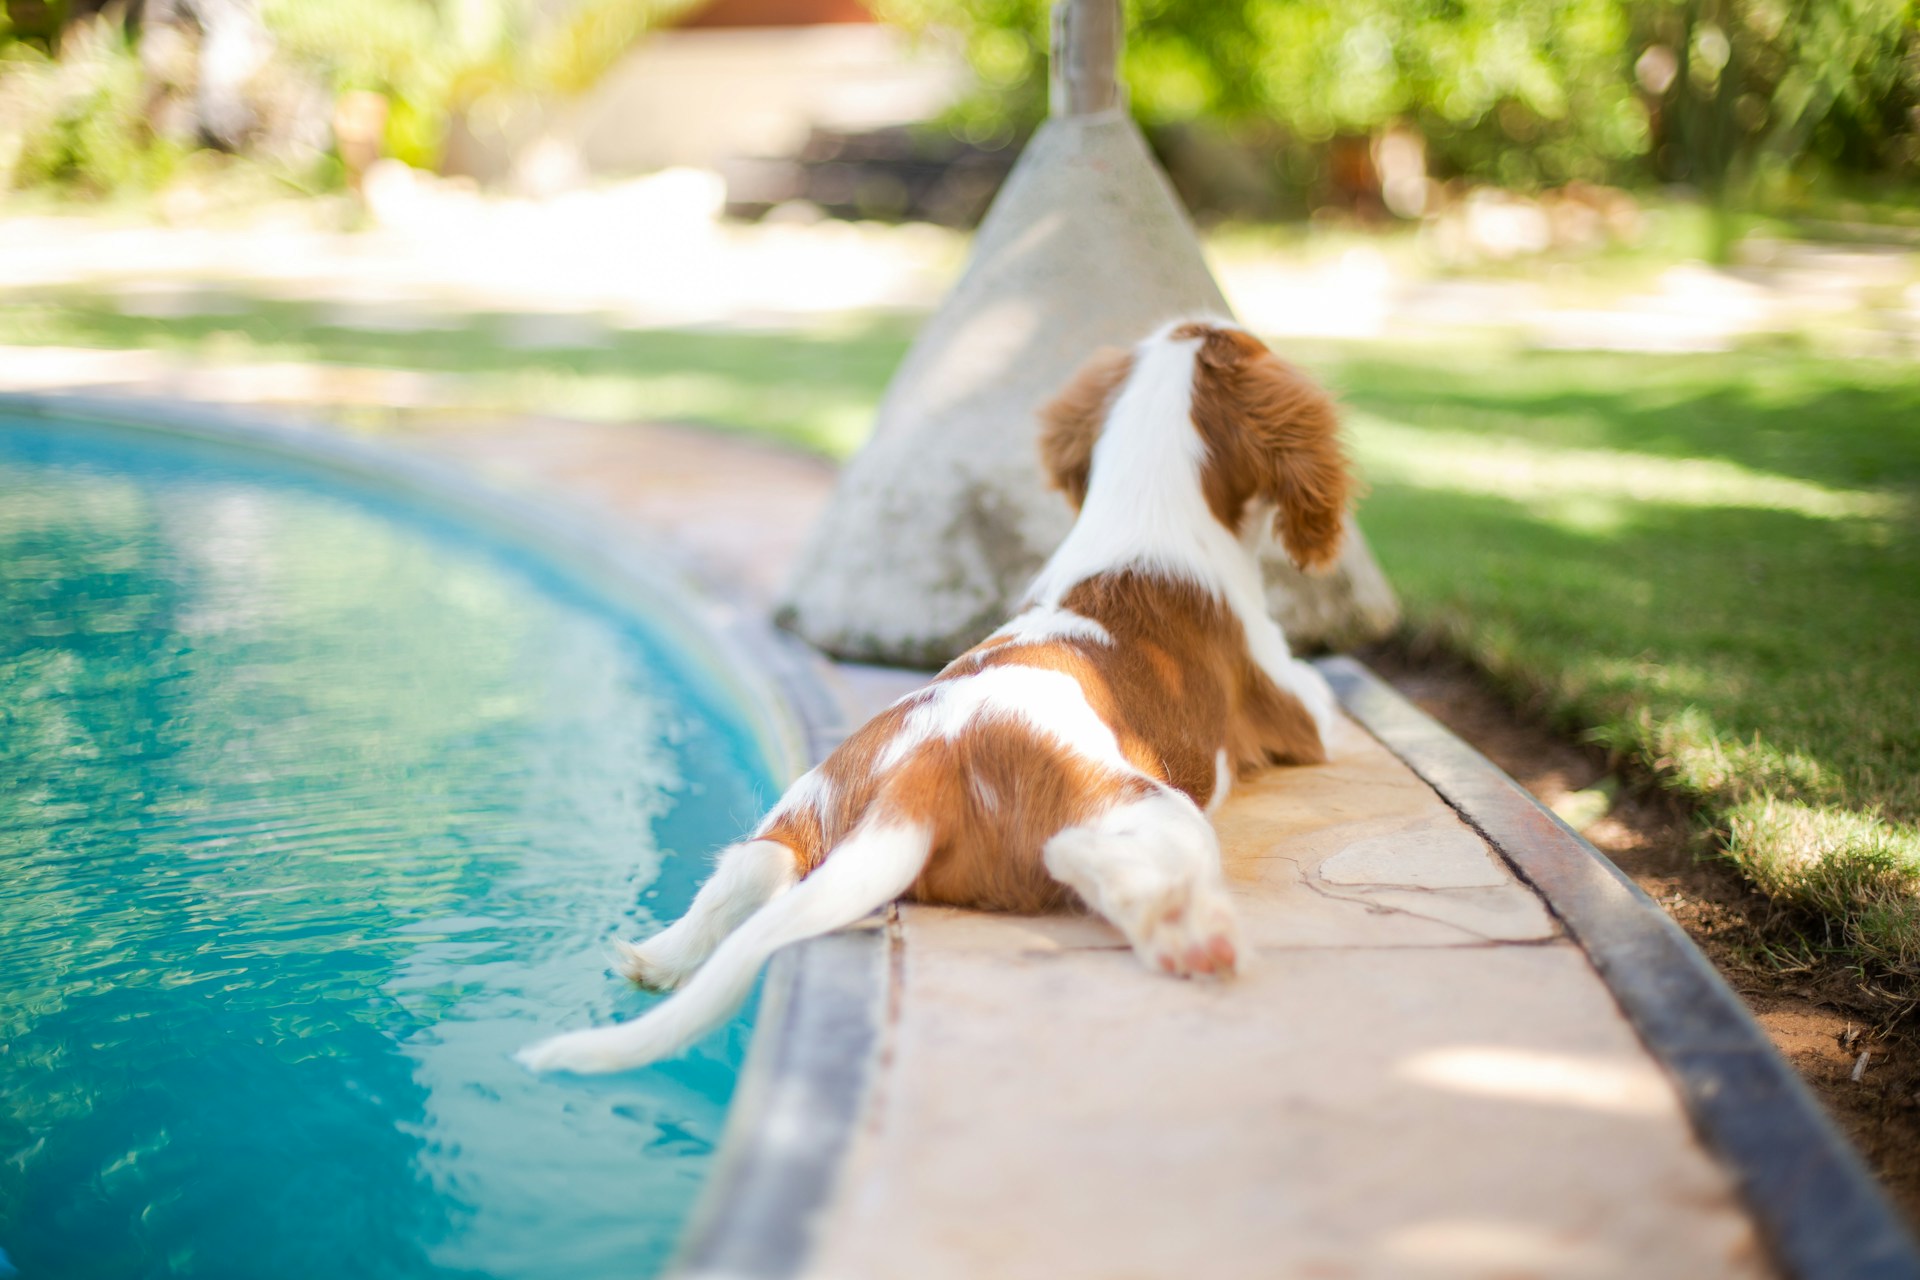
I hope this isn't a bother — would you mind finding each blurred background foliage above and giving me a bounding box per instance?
[0,0,700,192]
[0,0,1915,210]
[892,0,1919,186]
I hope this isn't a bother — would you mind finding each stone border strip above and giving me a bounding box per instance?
[667,635,889,1280]
[671,921,890,1279]
[1321,655,1920,1280]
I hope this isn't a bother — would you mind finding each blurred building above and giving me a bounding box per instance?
[445,0,974,214]
[573,0,964,174]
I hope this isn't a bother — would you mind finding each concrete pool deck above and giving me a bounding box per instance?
[8,396,1914,1279]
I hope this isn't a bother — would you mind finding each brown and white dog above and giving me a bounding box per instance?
[519,317,1353,1073]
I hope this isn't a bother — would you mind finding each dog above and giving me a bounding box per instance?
[518,317,1353,1074]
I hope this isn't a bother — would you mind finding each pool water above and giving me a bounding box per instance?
[0,419,781,1280]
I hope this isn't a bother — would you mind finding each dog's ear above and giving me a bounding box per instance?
[1234,347,1353,573]
[1038,346,1132,509]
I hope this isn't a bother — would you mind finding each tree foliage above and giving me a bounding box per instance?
[883,0,1920,189]
[0,0,700,187]
[4,0,1914,197]
[1635,0,1920,191]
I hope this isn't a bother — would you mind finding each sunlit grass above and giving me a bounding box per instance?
[1352,415,1906,526]
[2,292,1916,973]
[1300,340,1920,976]
[0,294,913,456]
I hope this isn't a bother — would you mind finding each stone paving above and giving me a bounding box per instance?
[813,765,1765,1280]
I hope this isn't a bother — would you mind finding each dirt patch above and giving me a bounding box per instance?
[1361,644,1920,1231]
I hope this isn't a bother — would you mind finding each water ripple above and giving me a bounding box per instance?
[0,420,772,1280]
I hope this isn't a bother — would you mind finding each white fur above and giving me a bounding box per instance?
[1206,748,1233,818]
[754,765,833,838]
[986,605,1113,649]
[1235,502,1339,748]
[614,839,798,991]
[517,820,931,1074]
[1025,327,1228,608]
[1027,317,1336,755]
[1044,788,1241,978]
[878,666,1129,773]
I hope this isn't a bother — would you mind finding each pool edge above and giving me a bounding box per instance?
[669,920,890,1280]
[0,391,831,781]
[0,391,885,1280]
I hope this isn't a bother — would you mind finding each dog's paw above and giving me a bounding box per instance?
[613,937,695,992]
[1135,886,1244,980]
[516,1029,619,1075]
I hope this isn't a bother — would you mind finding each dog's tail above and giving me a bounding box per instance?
[516,817,931,1075]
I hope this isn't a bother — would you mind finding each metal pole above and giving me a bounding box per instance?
[1050,0,1123,117]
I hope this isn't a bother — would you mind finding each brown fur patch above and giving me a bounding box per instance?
[1227,651,1328,773]
[761,581,1325,910]
[755,698,918,876]
[1182,325,1353,572]
[895,725,1154,912]
[1060,572,1326,778]
[757,693,1149,914]
[1037,346,1133,509]
[763,583,1327,914]
[955,572,1327,792]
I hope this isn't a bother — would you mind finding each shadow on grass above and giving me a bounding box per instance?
[0,291,916,455]
[1363,474,1920,969]
[1313,344,1920,497]
[1,292,910,387]
[1364,479,1919,817]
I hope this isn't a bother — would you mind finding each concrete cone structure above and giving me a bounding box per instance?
[776,0,1399,668]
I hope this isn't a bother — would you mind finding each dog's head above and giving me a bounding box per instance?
[1038,320,1353,573]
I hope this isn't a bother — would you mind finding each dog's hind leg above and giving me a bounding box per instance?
[521,818,931,1073]
[615,839,800,991]
[1044,789,1244,979]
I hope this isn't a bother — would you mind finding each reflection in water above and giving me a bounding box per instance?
[0,421,775,1280]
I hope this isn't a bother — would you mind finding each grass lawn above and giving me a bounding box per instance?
[0,294,914,456]
[1300,341,1920,978]
[4,295,1916,974]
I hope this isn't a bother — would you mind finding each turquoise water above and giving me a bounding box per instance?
[0,419,781,1280]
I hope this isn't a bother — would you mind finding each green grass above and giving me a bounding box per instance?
[0,293,915,456]
[4,291,1916,973]
[1296,340,1920,976]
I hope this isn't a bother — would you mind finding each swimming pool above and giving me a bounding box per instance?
[0,414,789,1279]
